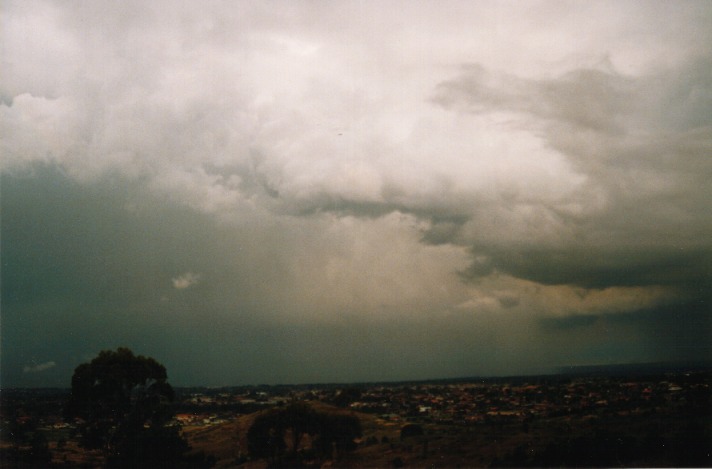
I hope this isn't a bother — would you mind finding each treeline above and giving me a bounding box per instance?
[2,348,365,468]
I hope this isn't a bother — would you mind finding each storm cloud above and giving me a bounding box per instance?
[2,0,711,387]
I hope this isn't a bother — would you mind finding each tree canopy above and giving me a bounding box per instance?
[66,347,212,468]
[247,401,362,466]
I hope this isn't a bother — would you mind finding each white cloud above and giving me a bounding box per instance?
[3,2,709,300]
[4,1,707,210]
[172,272,201,289]
[23,361,56,373]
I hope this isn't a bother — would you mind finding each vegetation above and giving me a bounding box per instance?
[400,423,424,439]
[329,386,362,408]
[246,401,362,466]
[65,347,213,468]
[1,364,709,467]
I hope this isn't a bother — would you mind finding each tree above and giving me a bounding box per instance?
[313,412,362,459]
[246,402,319,465]
[246,402,362,465]
[66,347,211,468]
[246,409,288,463]
[281,401,321,453]
[331,387,362,408]
[400,423,424,439]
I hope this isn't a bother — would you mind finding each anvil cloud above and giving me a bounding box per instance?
[2,0,711,387]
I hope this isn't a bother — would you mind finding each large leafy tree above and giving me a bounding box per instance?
[66,348,209,468]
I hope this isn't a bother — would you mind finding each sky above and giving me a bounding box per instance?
[2,0,712,388]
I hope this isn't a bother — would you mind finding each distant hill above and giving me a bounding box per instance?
[558,360,712,377]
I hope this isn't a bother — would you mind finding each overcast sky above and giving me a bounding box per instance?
[2,0,711,387]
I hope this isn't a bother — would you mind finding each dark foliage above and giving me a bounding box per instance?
[66,347,213,468]
[246,402,362,465]
[66,348,174,450]
[330,387,362,408]
[312,412,362,457]
[247,409,288,462]
[400,423,424,439]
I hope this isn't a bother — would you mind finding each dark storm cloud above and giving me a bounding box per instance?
[431,61,712,296]
[3,1,712,387]
[460,245,712,289]
[539,314,598,331]
[433,64,634,133]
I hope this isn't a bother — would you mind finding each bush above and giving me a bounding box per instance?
[246,402,362,464]
[400,423,424,439]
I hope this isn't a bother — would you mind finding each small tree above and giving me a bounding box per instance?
[246,409,287,463]
[246,402,362,465]
[400,423,424,439]
[313,412,362,459]
[246,402,319,464]
[331,387,362,408]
